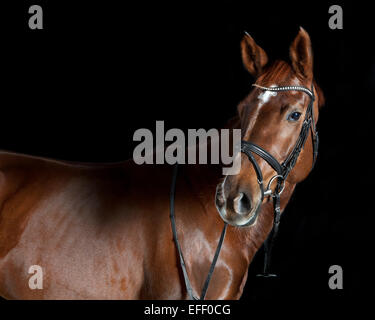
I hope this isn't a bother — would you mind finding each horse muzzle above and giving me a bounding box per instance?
[215,181,262,227]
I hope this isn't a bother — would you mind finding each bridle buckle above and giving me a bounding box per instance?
[264,174,286,197]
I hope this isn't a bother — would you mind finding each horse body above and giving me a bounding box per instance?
[0,153,153,299]
[0,28,324,299]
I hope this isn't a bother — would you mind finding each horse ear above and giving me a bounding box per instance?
[314,80,325,109]
[289,27,313,80]
[241,32,268,78]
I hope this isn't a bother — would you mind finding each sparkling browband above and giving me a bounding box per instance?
[252,84,314,98]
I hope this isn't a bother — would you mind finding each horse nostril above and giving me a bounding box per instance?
[233,192,252,215]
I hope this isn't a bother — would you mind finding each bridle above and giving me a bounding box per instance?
[169,82,319,299]
[242,83,318,200]
[241,83,319,277]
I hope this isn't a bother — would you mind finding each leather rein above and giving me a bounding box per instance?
[169,83,318,299]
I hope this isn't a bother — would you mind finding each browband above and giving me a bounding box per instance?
[252,83,314,98]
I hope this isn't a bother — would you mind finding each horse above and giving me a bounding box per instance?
[0,27,324,299]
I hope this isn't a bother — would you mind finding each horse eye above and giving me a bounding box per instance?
[287,111,302,122]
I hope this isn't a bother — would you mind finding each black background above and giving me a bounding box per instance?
[1,0,373,310]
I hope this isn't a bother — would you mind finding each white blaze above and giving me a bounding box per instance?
[258,84,277,107]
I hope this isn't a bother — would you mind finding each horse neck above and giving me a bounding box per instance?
[182,162,278,266]
[179,117,258,257]
[181,115,298,263]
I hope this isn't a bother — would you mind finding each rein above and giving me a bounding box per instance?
[169,83,318,298]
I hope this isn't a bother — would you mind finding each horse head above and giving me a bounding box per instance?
[216,27,324,227]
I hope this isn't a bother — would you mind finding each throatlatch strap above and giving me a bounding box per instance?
[170,164,227,300]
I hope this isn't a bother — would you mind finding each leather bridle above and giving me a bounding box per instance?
[241,83,318,207]
[169,82,319,299]
[241,83,318,276]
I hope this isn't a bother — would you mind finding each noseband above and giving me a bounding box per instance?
[241,83,319,277]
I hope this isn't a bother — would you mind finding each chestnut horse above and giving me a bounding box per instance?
[0,28,323,299]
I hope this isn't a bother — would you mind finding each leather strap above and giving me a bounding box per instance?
[241,142,283,176]
[200,222,227,300]
[170,164,197,300]
[258,183,282,277]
